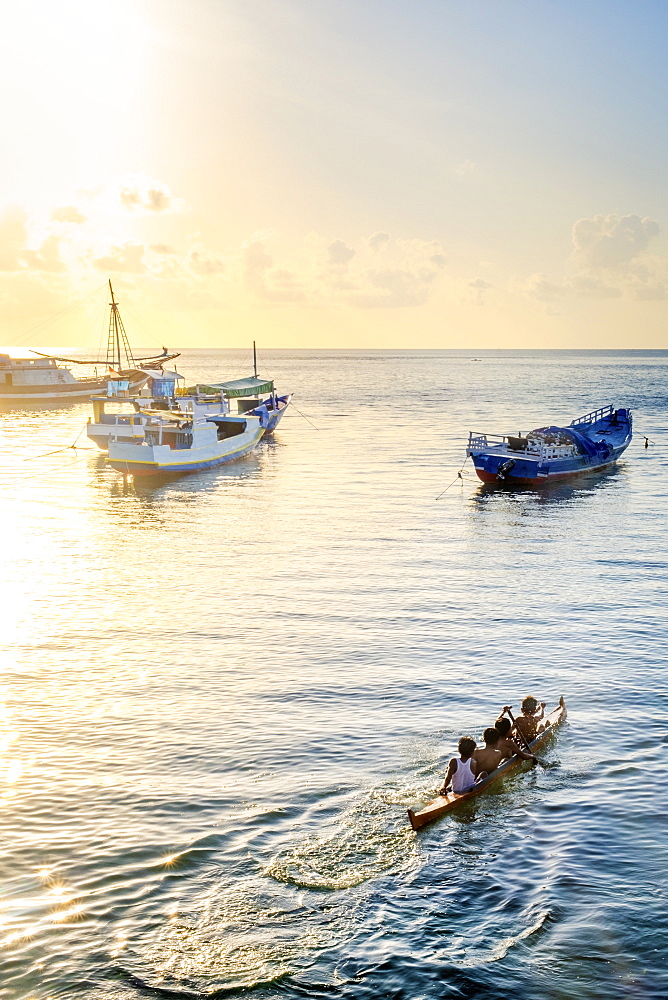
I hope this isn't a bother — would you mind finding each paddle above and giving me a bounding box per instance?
[501,705,551,769]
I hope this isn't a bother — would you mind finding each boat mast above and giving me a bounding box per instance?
[106,281,136,372]
[253,340,257,378]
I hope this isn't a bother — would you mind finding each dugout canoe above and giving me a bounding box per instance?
[407,697,567,831]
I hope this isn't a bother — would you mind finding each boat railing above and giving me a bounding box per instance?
[570,404,613,427]
[467,431,514,453]
[467,431,577,461]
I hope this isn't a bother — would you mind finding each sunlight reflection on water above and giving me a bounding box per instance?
[0,350,666,1000]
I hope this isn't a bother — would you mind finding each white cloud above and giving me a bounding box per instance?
[0,206,28,271]
[188,246,226,275]
[21,235,66,272]
[571,214,660,268]
[93,242,145,273]
[520,213,666,304]
[368,231,390,252]
[519,273,565,301]
[469,277,493,305]
[51,205,87,225]
[119,177,176,214]
[327,239,355,266]
[454,159,479,177]
[570,274,622,298]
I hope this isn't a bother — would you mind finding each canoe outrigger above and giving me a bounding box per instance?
[407,697,567,831]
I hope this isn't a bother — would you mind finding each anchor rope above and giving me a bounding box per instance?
[19,425,93,462]
[436,460,471,499]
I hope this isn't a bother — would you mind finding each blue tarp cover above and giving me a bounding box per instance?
[532,424,600,458]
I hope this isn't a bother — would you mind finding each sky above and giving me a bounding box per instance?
[1,0,667,350]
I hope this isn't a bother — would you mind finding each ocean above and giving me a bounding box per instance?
[0,349,665,999]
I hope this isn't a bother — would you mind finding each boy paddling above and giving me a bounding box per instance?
[500,695,546,745]
[494,716,538,762]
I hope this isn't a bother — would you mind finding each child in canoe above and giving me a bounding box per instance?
[440,736,489,795]
[501,695,546,745]
[473,727,504,776]
[494,717,538,762]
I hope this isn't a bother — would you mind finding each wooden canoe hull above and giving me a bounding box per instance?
[407,698,567,831]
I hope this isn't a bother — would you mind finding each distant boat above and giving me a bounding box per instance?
[0,281,179,404]
[466,405,632,485]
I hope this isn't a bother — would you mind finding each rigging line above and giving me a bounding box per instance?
[289,403,319,430]
[120,300,175,352]
[1,283,108,349]
[435,463,467,500]
[18,424,91,462]
[1,450,96,483]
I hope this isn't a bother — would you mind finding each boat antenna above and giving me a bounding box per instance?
[253,340,257,378]
[106,280,136,372]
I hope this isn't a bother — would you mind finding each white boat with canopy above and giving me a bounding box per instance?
[106,405,267,476]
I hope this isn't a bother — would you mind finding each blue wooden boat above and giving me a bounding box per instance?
[467,405,632,486]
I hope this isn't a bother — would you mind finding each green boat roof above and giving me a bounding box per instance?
[184,377,274,398]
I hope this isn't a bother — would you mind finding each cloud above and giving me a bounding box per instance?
[362,267,433,306]
[571,214,661,268]
[242,240,272,291]
[240,240,305,301]
[632,283,667,300]
[21,235,66,272]
[520,273,566,301]
[570,274,622,298]
[325,236,447,308]
[368,231,390,252]
[188,246,225,275]
[519,213,666,305]
[118,176,177,214]
[51,205,86,224]
[93,242,145,273]
[0,206,28,271]
[454,159,479,177]
[469,277,493,305]
[327,239,355,266]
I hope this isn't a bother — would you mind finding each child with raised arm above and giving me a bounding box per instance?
[440,736,488,795]
[494,717,537,763]
[513,695,547,744]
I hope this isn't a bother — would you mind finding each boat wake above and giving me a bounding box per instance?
[449,907,553,968]
[265,790,419,891]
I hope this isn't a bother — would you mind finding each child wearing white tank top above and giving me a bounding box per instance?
[440,736,488,795]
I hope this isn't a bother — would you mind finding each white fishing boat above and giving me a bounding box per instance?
[106,407,267,476]
[0,281,179,405]
[86,370,227,450]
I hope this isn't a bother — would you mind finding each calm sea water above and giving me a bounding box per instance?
[0,349,666,1000]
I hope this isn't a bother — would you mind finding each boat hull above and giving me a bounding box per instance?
[472,451,626,485]
[407,699,567,830]
[250,394,292,432]
[107,419,265,477]
[0,373,148,403]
